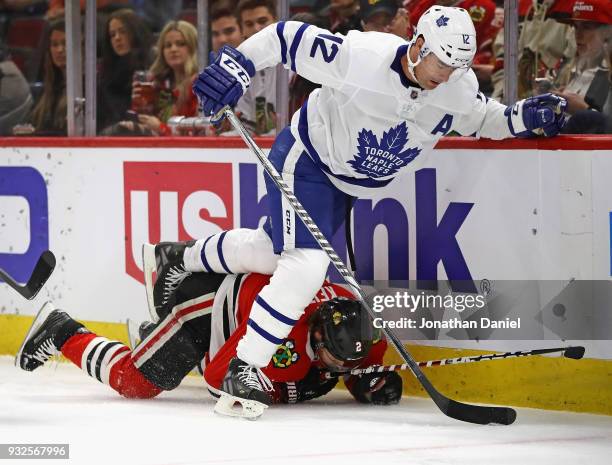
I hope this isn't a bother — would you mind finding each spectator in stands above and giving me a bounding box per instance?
[29,19,66,136]
[360,0,409,39]
[553,0,611,115]
[111,20,199,136]
[555,0,612,133]
[238,0,276,39]
[0,0,48,15]
[98,8,153,132]
[128,0,183,33]
[491,0,575,100]
[603,45,612,131]
[329,0,362,34]
[235,0,277,135]
[46,0,129,20]
[211,2,243,53]
[0,44,32,135]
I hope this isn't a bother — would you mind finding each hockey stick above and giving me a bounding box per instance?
[324,346,585,379]
[0,250,56,300]
[221,106,516,425]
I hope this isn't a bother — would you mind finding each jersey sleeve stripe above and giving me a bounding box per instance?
[255,295,298,325]
[289,23,310,72]
[216,231,233,274]
[276,21,288,65]
[247,318,284,344]
[200,235,215,273]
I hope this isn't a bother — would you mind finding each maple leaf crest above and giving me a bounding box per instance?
[348,122,422,179]
[436,15,450,27]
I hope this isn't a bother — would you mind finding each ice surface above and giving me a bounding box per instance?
[1,356,610,465]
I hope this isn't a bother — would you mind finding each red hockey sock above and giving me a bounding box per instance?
[61,333,162,399]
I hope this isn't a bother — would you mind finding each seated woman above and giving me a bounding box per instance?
[115,20,199,136]
[29,19,67,136]
[97,8,153,132]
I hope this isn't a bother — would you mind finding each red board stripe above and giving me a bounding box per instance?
[1,135,611,150]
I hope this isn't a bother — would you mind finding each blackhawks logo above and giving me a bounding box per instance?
[469,5,486,22]
[272,339,300,368]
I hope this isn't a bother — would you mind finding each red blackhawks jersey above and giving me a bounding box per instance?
[203,273,387,403]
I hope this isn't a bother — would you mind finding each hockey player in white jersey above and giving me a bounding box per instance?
[182,4,568,418]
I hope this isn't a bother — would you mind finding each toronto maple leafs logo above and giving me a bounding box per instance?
[436,15,450,27]
[348,122,422,178]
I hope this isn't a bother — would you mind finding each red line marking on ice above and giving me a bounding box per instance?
[153,434,609,465]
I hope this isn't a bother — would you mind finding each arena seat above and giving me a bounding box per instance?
[6,17,48,82]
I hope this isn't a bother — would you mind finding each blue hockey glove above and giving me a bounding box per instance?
[192,45,255,123]
[505,93,567,138]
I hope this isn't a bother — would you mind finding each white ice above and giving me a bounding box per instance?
[1,356,610,465]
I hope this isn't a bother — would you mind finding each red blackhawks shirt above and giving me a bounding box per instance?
[202,273,388,403]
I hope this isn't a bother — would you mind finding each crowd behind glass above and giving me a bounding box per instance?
[0,0,610,137]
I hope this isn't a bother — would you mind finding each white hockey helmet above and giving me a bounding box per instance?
[407,5,477,84]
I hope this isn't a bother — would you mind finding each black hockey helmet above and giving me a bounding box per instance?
[313,297,374,362]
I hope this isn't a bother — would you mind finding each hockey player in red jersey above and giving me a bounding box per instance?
[16,261,401,419]
[200,273,394,417]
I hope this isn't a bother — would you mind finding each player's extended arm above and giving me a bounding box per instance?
[193,21,353,121]
[274,367,339,404]
[238,21,350,89]
[457,91,568,140]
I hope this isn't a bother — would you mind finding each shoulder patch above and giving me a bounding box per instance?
[272,339,300,368]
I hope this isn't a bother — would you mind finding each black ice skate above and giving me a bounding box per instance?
[214,357,273,420]
[126,319,156,349]
[16,302,87,371]
[142,241,195,322]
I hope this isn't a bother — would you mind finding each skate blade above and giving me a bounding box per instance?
[126,318,141,350]
[213,393,268,420]
[141,243,159,323]
[15,301,56,369]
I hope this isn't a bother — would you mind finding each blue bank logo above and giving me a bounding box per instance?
[349,122,422,178]
[0,167,49,283]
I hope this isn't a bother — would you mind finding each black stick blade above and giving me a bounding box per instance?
[445,399,517,425]
[0,250,56,300]
[25,250,56,299]
[563,346,585,360]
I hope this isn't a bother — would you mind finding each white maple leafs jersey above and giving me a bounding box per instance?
[238,21,514,197]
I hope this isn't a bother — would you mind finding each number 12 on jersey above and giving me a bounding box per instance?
[310,34,343,63]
